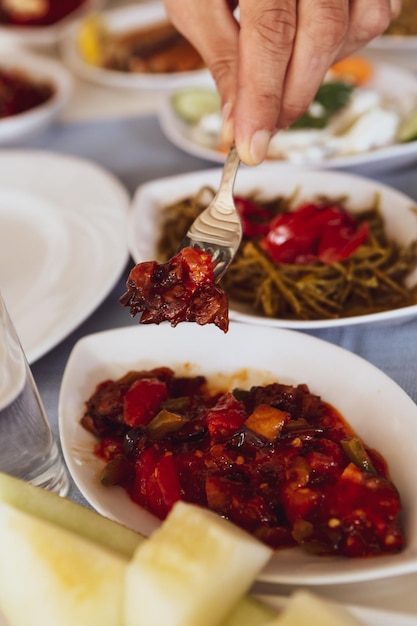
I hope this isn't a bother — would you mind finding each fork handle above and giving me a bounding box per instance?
[213,146,240,213]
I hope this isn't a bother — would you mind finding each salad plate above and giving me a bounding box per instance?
[157,60,417,172]
[0,50,73,145]
[127,165,417,330]
[59,322,417,585]
[0,150,130,363]
[59,1,210,90]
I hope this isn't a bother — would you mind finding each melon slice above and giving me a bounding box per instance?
[0,471,142,558]
[125,500,273,626]
[222,596,278,626]
[265,590,365,626]
[0,501,127,626]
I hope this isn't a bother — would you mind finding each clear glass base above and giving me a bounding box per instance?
[29,456,70,497]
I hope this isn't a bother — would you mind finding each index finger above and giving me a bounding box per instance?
[232,0,298,164]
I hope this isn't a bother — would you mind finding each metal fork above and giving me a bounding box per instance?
[178,146,242,282]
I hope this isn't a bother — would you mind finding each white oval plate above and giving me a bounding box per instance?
[0,50,73,145]
[127,165,417,330]
[0,0,104,48]
[158,60,417,172]
[59,322,417,585]
[59,1,210,90]
[0,150,130,363]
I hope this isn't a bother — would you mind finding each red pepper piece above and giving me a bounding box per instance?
[318,221,369,263]
[123,378,168,427]
[234,196,274,238]
[260,201,369,265]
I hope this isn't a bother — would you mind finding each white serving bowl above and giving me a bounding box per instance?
[59,322,417,585]
[0,51,73,145]
[59,1,209,90]
[127,165,417,330]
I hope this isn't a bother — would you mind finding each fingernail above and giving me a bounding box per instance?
[244,130,272,165]
[221,102,234,145]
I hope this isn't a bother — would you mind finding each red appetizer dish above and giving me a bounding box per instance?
[0,66,54,118]
[120,247,229,332]
[0,0,86,26]
[81,366,404,558]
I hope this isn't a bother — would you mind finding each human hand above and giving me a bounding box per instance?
[163,0,401,165]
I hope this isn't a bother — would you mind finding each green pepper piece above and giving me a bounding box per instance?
[341,436,377,475]
[161,396,191,412]
[100,455,130,487]
[147,409,188,441]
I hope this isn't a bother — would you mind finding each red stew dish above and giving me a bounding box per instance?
[81,366,404,558]
[120,247,229,332]
[0,66,54,118]
[0,0,86,26]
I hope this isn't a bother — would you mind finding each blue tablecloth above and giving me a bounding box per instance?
[21,114,417,614]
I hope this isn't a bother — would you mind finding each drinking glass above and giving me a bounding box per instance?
[0,290,69,495]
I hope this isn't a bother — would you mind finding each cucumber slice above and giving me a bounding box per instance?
[124,500,272,626]
[0,501,127,626]
[222,596,277,626]
[0,471,142,558]
[397,107,417,143]
[172,88,221,124]
[263,590,363,626]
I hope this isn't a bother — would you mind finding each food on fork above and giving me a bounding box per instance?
[120,247,229,332]
[81,366,404,557]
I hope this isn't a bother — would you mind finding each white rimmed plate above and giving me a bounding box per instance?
[364,37,417,73]
[369,34,417,52]
[0,150,130,363]
[0,0,104,48]
[0,51,73,145]
[127,165,417,330]
[59,322,417,585]
[158,60,417,172]
[59,1,210,90]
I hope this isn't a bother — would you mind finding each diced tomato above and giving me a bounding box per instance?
[132,448,181,519]
[95,437,123,462]
[282,484,322,524]
[180,247,215,287]
[206,393,247,441]
[123,378,168,427]
[154,453,182,515]
[206,475,276,531]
